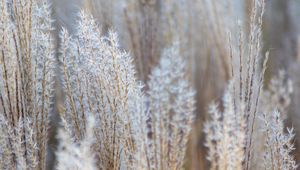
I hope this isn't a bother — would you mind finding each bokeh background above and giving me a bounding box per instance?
[49,0,300,169]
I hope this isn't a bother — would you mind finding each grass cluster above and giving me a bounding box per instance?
[0,0,298,170]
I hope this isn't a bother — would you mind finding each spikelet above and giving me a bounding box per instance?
[261,110,297,170]
[56,116,96,170]
[133,43,195,170]
[204,82,246,170]
[0,0,54,169]
[58,11,143,169]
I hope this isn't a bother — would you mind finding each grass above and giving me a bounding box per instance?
[0,0,298,169]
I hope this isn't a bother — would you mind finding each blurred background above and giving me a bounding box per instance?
[49,0,300,169]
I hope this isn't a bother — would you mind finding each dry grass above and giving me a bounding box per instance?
[0,0,54,169]
[1,0,299,170]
